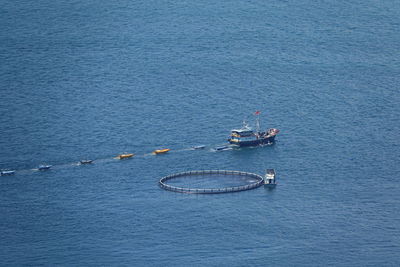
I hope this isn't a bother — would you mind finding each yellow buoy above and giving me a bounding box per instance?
[118,153,134,159]
[153,149,170,155]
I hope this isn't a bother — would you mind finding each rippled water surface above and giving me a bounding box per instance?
[1,0,399,266]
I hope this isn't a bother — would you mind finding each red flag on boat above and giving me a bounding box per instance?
[254,111,261,115]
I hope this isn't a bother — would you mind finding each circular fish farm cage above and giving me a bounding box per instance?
[159,170,264,194]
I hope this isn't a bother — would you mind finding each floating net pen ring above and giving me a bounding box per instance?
[159,170,264,194]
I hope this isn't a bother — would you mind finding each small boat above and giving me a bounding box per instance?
[264,169,277,188]
[80,160,93,165]
[215,146,229,151]
[38,164,52,171]
[192,145,206,150]
[118,153,134,159]
[153,149,170,154]
[1,170,15,176]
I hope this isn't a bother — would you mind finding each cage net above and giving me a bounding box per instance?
[159,170,263,194]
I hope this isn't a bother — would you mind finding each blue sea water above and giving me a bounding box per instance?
[1,0,399,265]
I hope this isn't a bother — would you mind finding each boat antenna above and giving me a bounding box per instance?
[254,111,261,132]
[242,119,248,128]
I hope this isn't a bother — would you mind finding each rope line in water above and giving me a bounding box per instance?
[1,142,265,176]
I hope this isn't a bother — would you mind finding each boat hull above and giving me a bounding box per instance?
[228,135,276,147]
[1,171,15,176]
[264,183,277,188]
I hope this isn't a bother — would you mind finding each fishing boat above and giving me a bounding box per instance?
[228,112,279,147]
[264,169,277,188]
[80,159,93,164]
[1,170,15,176]
[153,149,170,154]
[38,164,52,171]
[118,153,134,159]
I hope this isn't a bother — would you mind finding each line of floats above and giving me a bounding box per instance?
[0,144,237,176]
[113,148,172,160]
[2,114,278,177]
